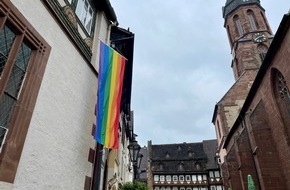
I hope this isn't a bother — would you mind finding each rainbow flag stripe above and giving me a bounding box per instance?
[95,41,126,149]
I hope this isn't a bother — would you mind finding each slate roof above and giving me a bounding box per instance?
[138,146,148,181]
[150,140,218,174]
[223,0,261,18]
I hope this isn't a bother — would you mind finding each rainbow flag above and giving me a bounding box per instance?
[95,41,126,149]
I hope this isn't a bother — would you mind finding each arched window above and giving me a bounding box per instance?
[273,70,290,115]
[272,69,290,132]
[247,10,258,31]
[257,44,268,62]
[234,15,244,36]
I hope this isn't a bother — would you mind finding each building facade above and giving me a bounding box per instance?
[212,0,273,164]
[0,0,135,189]
[147,140,223,190]
[213,0,290,189]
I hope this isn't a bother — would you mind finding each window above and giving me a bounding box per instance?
[155,187,160,190]
[154,175,159,182]
[195,163,201,170]
[234,15,244,36]
[173,175,178,182]
[75,0,94,34]
[186,175,191,181]
[166,175,171,182]
[166,187,171,190]
[216,186,223,190]
[165,152,170,158]
[0,36,32,150]
[159,163,164,170]
[197,175,202,182]
[179,175,184,182]
[0,0,51,183]
[173,187,178,190]
[180,188,185,190]
[209,171,214,178]
[273,69,290,116]
[178,163,184,170]
[161,187,166,190]
[160,175,165,182]
[186,188,192,190]
[247,10,258,31]
[214,171,220,178]
[192,175,197,182]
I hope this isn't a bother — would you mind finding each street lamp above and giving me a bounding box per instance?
[128,139,141,180]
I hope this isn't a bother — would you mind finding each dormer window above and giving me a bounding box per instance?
[159,163,164,170]
[178,162,184,171]
[165,151,170,158]
[75,0,94,34]
[188,151,193,157]
[195,163,201,170]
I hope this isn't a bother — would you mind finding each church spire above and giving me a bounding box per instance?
[223,0,272,80]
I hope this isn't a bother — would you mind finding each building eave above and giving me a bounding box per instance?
[95,0,118,24]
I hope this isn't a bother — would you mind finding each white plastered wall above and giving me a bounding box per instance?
[0,0,109,189]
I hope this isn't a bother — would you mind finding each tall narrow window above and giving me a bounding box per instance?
[234,15,244,36]
[274,70,290,115]
[76,0,94,34]
[0,25,32,151]
[247,10,258,31]
[0,0,51,183]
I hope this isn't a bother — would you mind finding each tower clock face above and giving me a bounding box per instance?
[253,33,267,43]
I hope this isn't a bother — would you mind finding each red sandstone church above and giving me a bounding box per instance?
[213,0,290,189]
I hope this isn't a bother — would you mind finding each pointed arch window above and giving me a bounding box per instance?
[247,10,258,31]
[234,15,244,36]
[273,70,290,115]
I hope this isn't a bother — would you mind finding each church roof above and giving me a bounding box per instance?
[223,0,261,18]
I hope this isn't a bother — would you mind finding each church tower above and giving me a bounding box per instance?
[223,0,272,80]
[212,0,273,163]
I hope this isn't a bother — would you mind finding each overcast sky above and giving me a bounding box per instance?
[110,0,289,146]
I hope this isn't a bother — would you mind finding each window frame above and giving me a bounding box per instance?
[173,175,178,182]
[0,0,51,183]
[247,10,258,31]
[166,175,171,182]
[179,175,184,182]
[75,0,94,35]
[234,15,244,36]
[154,175,160,182]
